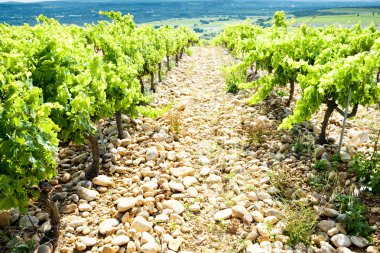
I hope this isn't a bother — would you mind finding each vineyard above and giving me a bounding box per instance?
[0,11,380,253]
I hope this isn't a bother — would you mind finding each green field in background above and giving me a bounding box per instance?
[144,8,380,40]
[293,8,380,28]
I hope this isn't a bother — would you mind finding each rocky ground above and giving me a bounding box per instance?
[0,46,379,253]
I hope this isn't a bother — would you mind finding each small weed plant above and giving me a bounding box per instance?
[283,201,319,247]
[307,174,328,191]
[165,110,182,135]
[292,134,315,155]
[222,63,246,93]
[314,159,330,171]
[335,195,375,239]
[349,152,380,193]
[242,120,272,145]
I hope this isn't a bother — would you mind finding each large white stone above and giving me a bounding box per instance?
[99,218,119,235]
[169,181,185,192]
[331,234,351,248]
[111,235,130,246]
[131,216,152,232]
[168,237,184,251]
[140,242,160,253]
[146,147,159,161]
[170,167,195,177]
[93,175,113,187]
[162,200,185,214]
[214,209,232,220]
[232,205,253,223]
[350,236,369,248]
[78,187,99,201]
[80,236,97,247]
[117,197,137,212]
[318,220,336,232]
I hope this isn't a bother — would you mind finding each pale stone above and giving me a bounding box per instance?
[61,204,77,214]
[80,236,97,247]
[37,244,52,253]
[189,203,201,212]
[246,244,267,253]
[257,192,271,200]
[327,227,340,236]
[331,234,351,248]
[320,241,336,253]
[155,214,169,223]
[315,146,326,159]
[170,167,195,177]
[251,211,264,222]
[61,172,71,183]
[336,247,352,253]
[131,216,152,232]
[318,220,336,232]
[247,228,258,241]
[111,235,130,246]
[78,187,99,201]
[78,203,93,212]
[140,242,160,253]
[93,175,113,187]
[168,237,183,251]
[99,218,119,235]
[120,138,131,147]
[367,246,380,253]
[69,218,86,228]
[183,176,197,187]
[127,241,136,252]
[200,167,210,176]
[163,200,185,214]
[146,147,159,161]
[167,151,177,161]
[76,242,86,251]
[117,197,137,212]
[214,209,232,220]
[232,205,253,223]
[141,232,156,244]
[169,181,185,192]
[350,236,369,248]
[323,208,340,218]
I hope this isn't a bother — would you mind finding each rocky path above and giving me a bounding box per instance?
[151,46,290,252]
[8,46,378,253]
[155,46,265,252]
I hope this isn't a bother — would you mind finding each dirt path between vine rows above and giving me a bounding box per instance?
[154,46,265,252]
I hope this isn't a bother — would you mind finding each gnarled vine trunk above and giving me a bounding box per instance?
[286,80,295,107]
[158,62,162,82]
[115,111,124,139]
[180,47,184,59]
[39,182,60,252]
[175,54,179,66]
[166,55,171,71]
[150,72,156,93]
[85,134,100,179]
[318,100,336,144]
[139,76,144,94]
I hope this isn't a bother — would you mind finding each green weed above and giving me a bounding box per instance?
[349,152,380,193]
[335,195,375,239]
[314,160,330,171]
[283,202,319,247]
